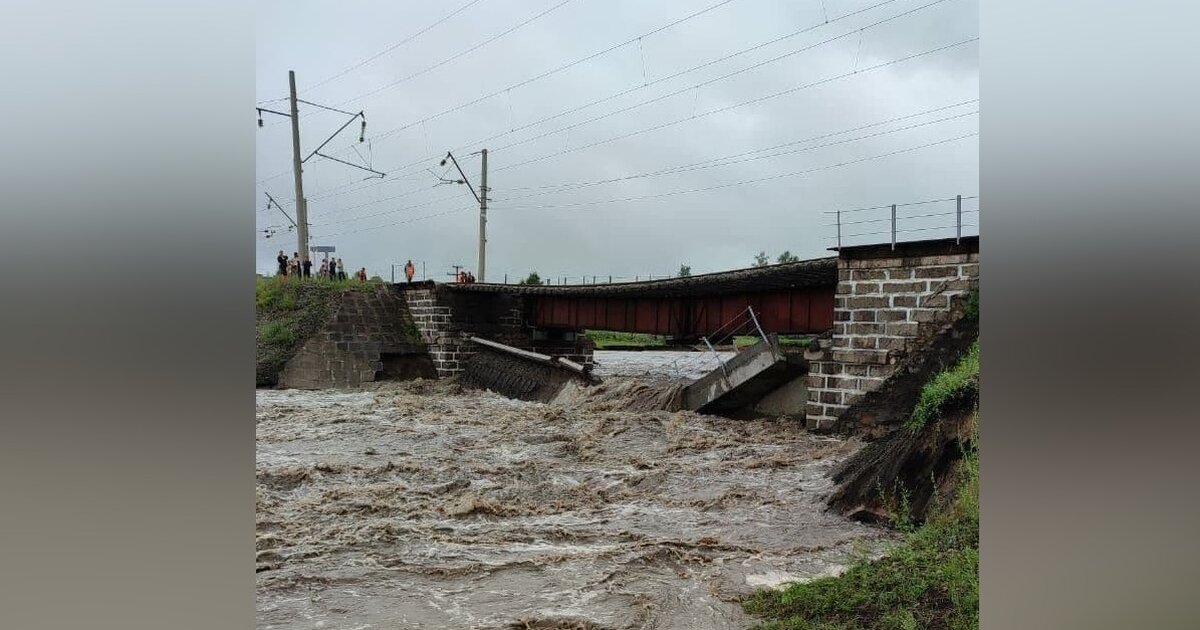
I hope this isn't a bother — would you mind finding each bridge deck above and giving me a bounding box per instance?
[444,257,836,298]
[444,257,838,338]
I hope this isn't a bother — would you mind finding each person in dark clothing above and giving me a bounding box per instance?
[276,251,288,276]
[301,257,312,278]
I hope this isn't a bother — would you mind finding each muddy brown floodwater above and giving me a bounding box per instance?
[256,378,890,630]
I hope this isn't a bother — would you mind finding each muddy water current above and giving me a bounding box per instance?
[256,378,888,629]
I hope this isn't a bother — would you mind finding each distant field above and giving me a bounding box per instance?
[585,330,812,350]
[584,330,668,349]
[733,334,813,348]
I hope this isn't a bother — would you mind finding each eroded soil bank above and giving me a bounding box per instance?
[256,379,888,629]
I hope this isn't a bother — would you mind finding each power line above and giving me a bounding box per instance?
[491,132,978,213]
[310,192,469,226]
[319,206,477,239]
[332,0,581,108]
[318,134,978,240]
[254,0,743,184]
[364,0,747,143]
[305,0,926,182]
[301,0,490,94]
[490,104,978,201]
[258,2,976,225]
[486,0,956,157]
[271,33,977,220]
[255,0,952,189]
[822,195,978,214]
[310,103,977,225]
[493,36,979,173]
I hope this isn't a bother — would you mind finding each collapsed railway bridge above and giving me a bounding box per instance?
[280,237,978,432]
[444,255,838,342]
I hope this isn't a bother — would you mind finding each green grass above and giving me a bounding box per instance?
[744,343,980,630]
[744,426,979,630]
[733,335,813,349]
[584,330,668,349]
[962,290,979,323]
[907,341,979,431]
[255,275,390,386]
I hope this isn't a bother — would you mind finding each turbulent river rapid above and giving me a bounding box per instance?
[256,361,887,629]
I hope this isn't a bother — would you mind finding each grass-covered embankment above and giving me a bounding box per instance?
[255,276,384,387]
[744,341,980,630]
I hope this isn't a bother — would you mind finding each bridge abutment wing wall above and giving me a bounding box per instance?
[277,286,431,389]
[805,238,979,432]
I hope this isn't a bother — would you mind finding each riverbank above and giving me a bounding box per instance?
[743,342,980,629]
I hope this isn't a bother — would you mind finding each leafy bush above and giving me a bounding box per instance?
[963,290,979,323]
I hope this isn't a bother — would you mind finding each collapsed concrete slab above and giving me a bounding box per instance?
[681,338,808,415]
[458,336,596,402]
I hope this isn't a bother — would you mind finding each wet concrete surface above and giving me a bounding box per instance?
[256,377,887,629]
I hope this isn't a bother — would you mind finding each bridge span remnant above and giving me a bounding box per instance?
[443,257,837,341]
[398,236,978,433]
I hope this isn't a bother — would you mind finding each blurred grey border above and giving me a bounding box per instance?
[0,1,1197,628]
[0,1,253,628]
[981,1,1199,629]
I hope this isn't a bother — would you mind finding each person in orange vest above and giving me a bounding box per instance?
[404,259,416,284]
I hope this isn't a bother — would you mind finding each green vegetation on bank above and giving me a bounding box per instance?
[963,289,979,323]
[744,342,980,630]
[255,276,385,386]
[907,340,979,431]
[584,330,667,349]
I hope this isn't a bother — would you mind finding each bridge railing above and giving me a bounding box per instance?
[677,305,773,380]
[825,194,980,250]
[493,273,679,285]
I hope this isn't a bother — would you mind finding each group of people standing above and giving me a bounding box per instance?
[276,251,368,282]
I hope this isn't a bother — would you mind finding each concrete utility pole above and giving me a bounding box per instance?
[440,149,489,282]
[288,70,310,263]
[478,148,488,282]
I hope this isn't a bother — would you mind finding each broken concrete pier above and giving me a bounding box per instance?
[681,337,808,414]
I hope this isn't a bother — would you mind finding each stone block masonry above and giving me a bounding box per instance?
[278,286,432,389]
[402,284,593,378]
[806,238,979,431]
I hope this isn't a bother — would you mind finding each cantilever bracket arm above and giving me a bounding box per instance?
[314,151,385,178]
[303,111,366,163]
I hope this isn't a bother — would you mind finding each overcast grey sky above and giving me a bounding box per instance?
[255,0,977,281]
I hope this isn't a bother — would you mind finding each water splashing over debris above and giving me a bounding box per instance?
[256,377,888,629]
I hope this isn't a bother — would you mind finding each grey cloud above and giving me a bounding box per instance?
[257,0,977,279]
